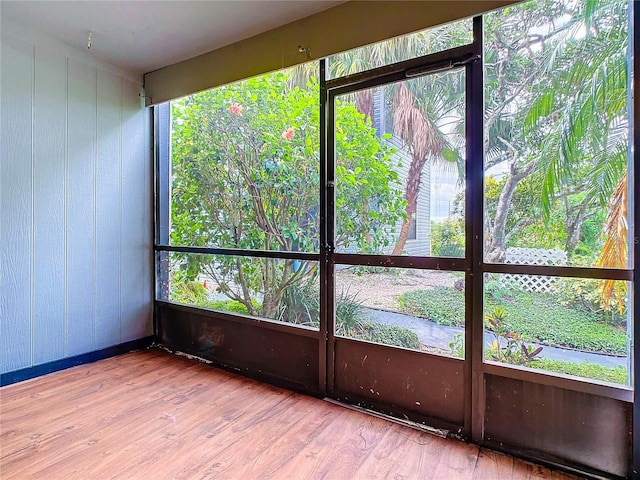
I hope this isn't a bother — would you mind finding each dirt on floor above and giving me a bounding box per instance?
[335,267,458,311]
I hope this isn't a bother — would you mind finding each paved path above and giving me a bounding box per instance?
[367,308,627,368]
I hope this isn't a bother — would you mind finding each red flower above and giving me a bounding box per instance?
[228,103,243,116]
[281,127,295,141]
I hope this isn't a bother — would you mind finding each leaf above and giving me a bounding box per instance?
[441,147,457,163]
[530,346,543,358]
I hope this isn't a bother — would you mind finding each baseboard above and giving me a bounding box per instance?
[0,336,155,387]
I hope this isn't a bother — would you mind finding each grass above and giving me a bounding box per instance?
[398,286,465,326]
[530,359,627,385]
[348,321,421,350]
[449,332,627,384]
[398,286,627,355]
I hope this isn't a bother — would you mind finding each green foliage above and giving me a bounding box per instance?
[334,108,405,252]
[553,277,627,327]
[335,289,368,334]
[449,333,465,359]
[449,330,627,384]
[484,306,543,365]
[398,286,465,327]
[171,70,404,318]
[351,322,421,350]
[430,219,465,257]
[276,279,320,326]
[171,280,208,305]
[275,280,421,350]
[483,0,629,264]
[171,279,262,315]
[208,299,261,315]
[530,359,627,385]
[449,330,626,384]
[523,0,629,220]
[399,285,626,354]
[484,176,569,252]
[485,277,514,304]
[487,290,627,354]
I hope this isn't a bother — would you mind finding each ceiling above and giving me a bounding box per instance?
[0,0,345,75]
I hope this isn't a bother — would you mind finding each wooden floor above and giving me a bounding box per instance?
[1,349,578,480]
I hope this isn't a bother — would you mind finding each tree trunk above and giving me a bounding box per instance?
[261,293,279,319]
[392,151,424,255]
[236,257,256,315]
[564,197,589,259]
[355,89,374,121]
[486,161,535,262]
[393,212,413,256]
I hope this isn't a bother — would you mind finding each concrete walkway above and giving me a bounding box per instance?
[367,308,627,369]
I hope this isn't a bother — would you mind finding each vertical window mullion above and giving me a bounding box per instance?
[467,15,485,443]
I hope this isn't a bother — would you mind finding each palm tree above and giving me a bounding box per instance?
[292,0,629,276]
[326,23,469,254]
[523,0,629,306]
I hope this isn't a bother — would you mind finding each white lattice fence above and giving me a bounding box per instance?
[501,247,567,293]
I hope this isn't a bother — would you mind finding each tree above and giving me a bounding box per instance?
[482,0,571,261]
[326,23,469,255]
[171,71,403,318]
[521,0,629,305]
[484,0,628,265]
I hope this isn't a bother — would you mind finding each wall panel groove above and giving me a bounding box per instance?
[64,56,69,357]
[30,43,36,368]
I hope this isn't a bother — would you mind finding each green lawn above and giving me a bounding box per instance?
[397,286,626,355]
[530,359,627,385]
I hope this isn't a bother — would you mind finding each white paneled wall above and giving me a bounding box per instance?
[0,33,152,374]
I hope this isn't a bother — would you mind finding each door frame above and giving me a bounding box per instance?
[320,16,484,437]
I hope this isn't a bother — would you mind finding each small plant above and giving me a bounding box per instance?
[431,218,465,257]
[484,306,542,366]
[277,280,320,326]
[171,279,209,305]
[485,276,513,303]
[449,333,465,359]
[335,287,368,334]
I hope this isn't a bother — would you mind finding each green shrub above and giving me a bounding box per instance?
[171,280,209,305]
[277,281,368,329]
[398,286,465,326]
[207,299,261,315]
[335,288,368,332]
[553,277,627,327]
[531,359,627,385]
[277,280,420,349]
[431,219,465,257]
[349,321,421,350]
[485,276,515,303]
[484,306,543,365]
[277,280,319,326]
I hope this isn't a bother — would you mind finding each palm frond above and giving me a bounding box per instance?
[598,173,628,313]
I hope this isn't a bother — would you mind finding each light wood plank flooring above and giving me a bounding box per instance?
[1,348,579,479]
